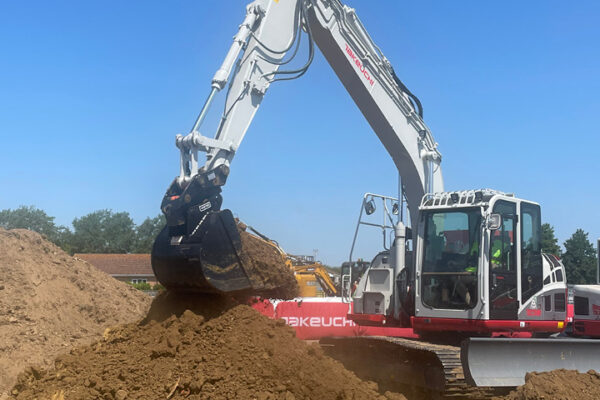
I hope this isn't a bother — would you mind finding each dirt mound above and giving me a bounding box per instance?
[11,291,405,400]
[501,369,600,400]
[142,291,238,324]
[0,228,151,398]
[238,228,299,299]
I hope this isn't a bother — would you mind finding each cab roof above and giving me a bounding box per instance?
[420,189,513,210]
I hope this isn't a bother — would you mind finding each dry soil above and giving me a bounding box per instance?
[499,369,600,400]
[0,228,151,398]
[238,228,299,299]
[11,291,405,400]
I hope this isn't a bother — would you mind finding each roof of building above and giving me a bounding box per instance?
[75,253,154,276]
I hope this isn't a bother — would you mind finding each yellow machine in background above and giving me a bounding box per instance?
[239,225,339,298]
[287,255,339,297]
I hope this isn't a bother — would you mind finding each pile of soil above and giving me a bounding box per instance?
[0,229,151,398]
[501,369,600,400]
[11,291,405,400]
[237,227,299,299]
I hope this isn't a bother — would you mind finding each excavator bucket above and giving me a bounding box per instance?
[461,337,600,387]
[151,209,254,293]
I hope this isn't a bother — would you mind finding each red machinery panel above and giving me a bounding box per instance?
[252,298,416,340]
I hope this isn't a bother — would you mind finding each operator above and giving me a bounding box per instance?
[491,242,503,269]
[490,232,511,269]
[446,237,478,307]
[465,236,506,272]
[464,239,479,274]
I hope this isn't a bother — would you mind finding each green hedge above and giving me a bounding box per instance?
[127,281,165,291]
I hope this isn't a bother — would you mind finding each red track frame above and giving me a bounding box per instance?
[347,313,566,334]
[412,317,565,333]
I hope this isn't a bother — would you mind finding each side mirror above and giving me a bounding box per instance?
[365,199,376,215]
[487,213,502,230]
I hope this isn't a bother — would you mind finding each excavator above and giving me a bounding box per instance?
[288,256,338,297]
[151,0,600,393]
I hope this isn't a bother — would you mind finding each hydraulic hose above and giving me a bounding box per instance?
[390,68,423,118]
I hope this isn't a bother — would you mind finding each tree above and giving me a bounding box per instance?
[53,226,74,253]
[0,205,71,248]
[562,229,597,284]
[541,223,561,256]
[133,214,165,253]
[70,210,136,253]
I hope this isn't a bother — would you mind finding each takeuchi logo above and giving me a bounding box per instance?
[345,43,375,87]
[281,316,355,328]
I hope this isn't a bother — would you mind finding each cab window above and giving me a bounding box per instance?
[521,203,543,302]
[421,209,480,310]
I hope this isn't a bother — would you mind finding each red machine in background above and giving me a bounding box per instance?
[570,285,600,338]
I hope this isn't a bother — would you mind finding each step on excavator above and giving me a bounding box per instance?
[151,0,600,393]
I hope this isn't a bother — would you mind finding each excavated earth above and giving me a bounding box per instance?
[499,369,600,400]
[237,228,299,299]
[0,228,151,399]
[11,291,406,400]
[193,223,298,299]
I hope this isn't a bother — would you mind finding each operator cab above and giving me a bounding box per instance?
[412,189,567,334]
[348,189,567,335]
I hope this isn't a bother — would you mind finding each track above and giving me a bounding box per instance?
[319,336,506,398]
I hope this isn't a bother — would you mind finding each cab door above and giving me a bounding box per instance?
[489,201,518,320]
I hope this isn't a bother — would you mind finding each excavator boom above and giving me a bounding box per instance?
[152,0,442,294]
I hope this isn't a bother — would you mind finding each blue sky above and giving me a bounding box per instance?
[1,1,599,265]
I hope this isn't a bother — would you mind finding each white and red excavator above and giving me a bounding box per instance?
[151,0,600,393]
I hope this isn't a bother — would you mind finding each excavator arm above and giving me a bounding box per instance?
[153,0,443,293]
